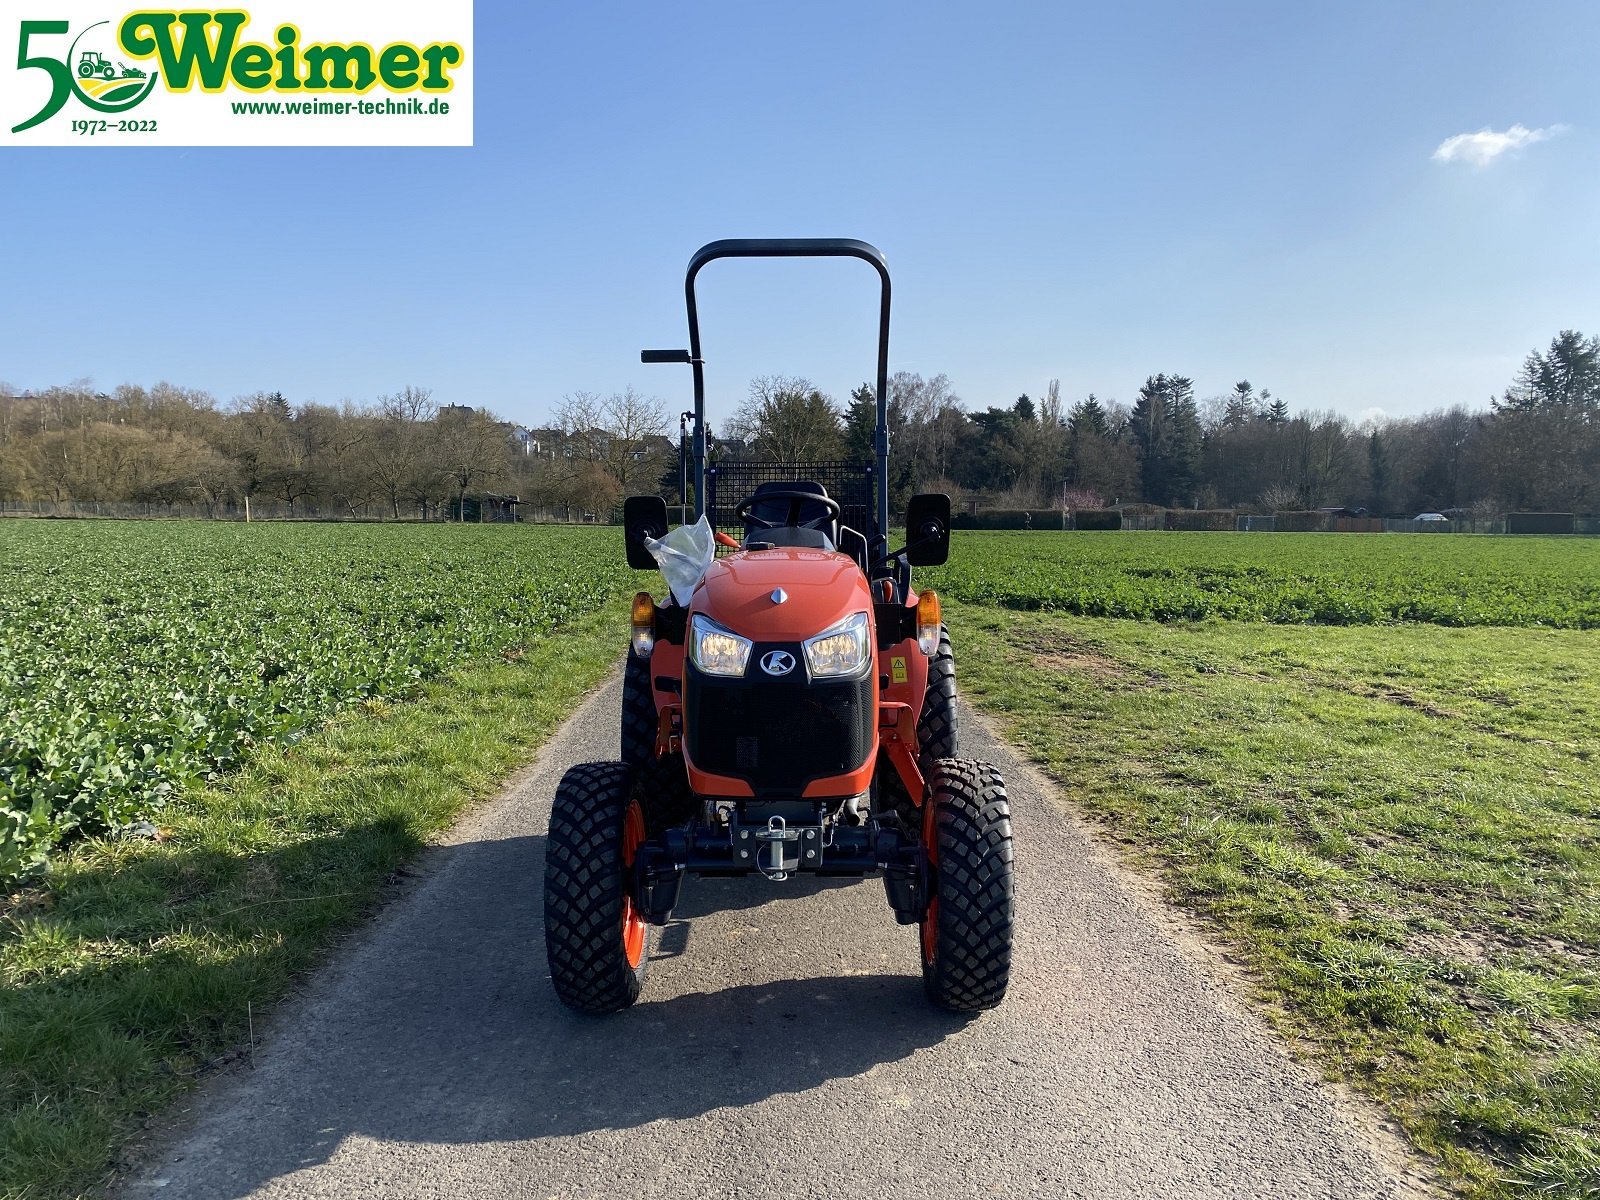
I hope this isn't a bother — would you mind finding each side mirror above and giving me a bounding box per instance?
[623,495,668,569]
[904,493,951,566]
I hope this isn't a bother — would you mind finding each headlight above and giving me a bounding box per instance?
[803,612,870,678]
[689,613,752,676]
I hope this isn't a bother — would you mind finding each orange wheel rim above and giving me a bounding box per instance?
[620,799,647,969]
[919,795,939,964]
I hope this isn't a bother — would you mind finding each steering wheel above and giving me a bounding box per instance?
[735,489,841,531]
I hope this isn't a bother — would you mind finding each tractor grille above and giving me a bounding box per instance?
[686,672,874,795]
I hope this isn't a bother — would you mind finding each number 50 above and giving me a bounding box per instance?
[12,21,71,134]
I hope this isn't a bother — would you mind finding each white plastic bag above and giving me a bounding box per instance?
[646,515,716,607]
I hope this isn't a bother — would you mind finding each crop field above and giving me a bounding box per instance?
[924,530,1600,626]
[0,521,637,879]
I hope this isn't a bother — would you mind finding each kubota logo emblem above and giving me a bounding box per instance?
[760,651,796,677]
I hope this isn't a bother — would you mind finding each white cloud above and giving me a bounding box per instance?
[1432,123,1568,168]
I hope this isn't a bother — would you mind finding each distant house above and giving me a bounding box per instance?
[523,428,563,458]
[636,435,678,463]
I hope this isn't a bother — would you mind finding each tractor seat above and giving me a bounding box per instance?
[742,480,836,551]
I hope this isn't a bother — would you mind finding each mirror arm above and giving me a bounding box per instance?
[872,531,938,571]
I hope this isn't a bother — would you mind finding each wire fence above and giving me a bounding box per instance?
[0,499,596,524]
[1234,515,1600,535]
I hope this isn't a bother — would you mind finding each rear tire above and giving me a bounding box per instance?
[544,761,649,1013]
[620,648,693,833]
[917,624,959,765]
[920,757,1014,1013]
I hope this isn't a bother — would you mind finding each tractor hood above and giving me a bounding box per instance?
[690,549,872,642]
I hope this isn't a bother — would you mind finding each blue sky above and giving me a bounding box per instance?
[3,0,1597,429]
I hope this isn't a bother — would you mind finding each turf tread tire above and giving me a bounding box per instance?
[917,624,959,765]
[543,761,648,1014]
[620,649,657,768]
[921,757,1014,1013]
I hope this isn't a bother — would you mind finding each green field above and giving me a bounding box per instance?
[952,604,1599,1198]
[924,531,1600,626]
[1,524,1597,1199]
[0,523,638,879]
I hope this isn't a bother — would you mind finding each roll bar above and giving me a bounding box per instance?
[641,238,892,545]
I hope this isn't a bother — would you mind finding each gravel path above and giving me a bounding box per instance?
[125,668,1431,1199]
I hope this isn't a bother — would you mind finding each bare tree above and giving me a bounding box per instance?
[434,405,509,521]
[550,387,671,510]
[363,386,435,519]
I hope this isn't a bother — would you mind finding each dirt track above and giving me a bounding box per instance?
[125,668,1432,1199]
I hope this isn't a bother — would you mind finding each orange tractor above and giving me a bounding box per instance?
[543,239,1014,1013]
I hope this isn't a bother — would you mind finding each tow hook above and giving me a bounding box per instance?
[754,815,802,881]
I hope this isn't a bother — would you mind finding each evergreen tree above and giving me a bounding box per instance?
[1167,377,1203,503]
[1496,330,1600,413]
[1224,380,1255,426]
[1264,391,1289,424]
[1367,430,1390,513]
[1130,374,1201,505]
[1067,394,1109,438]
[843,382,877,462]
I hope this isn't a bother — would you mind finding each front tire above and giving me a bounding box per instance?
[920,757,1014,1013]
[544,761,649,1013]
[621,648,693,832]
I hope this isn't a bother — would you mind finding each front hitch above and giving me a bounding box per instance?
[753,815,802,881]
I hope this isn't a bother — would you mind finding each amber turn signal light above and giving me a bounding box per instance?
[631,592,656,658]
[915,589,941,656]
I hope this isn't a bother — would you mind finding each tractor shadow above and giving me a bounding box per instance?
[135,832,965,1199]
[673,869,868,916]
[655,873,871,955]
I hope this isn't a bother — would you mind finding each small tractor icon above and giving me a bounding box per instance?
[77,51,118,81]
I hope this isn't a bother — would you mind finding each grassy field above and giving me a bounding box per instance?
[2,524,1596,1198]
[948,596,1599,1198]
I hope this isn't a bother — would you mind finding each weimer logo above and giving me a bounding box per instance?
[4,3,474,147]
[12,19,161,131]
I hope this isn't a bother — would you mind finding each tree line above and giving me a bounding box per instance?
[0,384,678,520]
[1,330,1593,519]
[722,330,1597,516]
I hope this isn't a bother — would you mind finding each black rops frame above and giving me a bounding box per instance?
[641,238,893,554]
